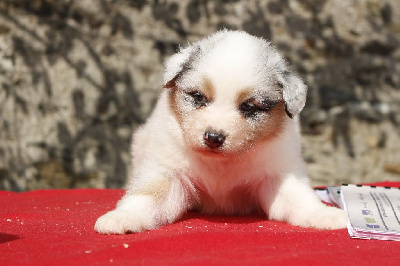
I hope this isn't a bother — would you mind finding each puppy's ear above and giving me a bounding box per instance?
[163,45,200,89]
[277,67,307,118]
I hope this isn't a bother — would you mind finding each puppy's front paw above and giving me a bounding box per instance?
[307,207,348,230]
[95,209,156,234]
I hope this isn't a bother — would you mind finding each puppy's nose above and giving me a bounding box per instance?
[204,130,226,149]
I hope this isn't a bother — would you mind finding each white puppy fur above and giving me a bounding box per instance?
[95,30,347,234]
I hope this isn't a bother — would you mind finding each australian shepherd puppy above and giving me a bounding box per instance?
[95,30,347,234]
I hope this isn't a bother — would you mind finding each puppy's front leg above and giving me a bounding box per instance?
[260,175,348,230]
[95,175,189,234]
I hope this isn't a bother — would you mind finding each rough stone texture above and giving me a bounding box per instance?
[0,0,399,191]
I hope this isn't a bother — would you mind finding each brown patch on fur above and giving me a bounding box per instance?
[255,101,288,142]
[234,88,287,152]
[202,76,215,101]
[135,178,172,202]
[164,72,181,122]
[167,76,216,126]
[168,87,183,124]
[164,77,177,89]
[235,88,253,106]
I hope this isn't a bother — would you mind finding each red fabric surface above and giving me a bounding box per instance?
[1,182,399,265]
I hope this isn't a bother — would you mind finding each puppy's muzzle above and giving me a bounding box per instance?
[204,130,226,149]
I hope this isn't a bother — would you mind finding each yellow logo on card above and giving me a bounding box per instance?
[365,217,376,223]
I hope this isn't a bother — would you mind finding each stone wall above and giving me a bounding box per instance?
[1,0,399,191]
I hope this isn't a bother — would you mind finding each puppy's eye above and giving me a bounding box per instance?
[239,100,277,118]
[259,101,278,111]
[240,101,257,113]
[187,90,209,107]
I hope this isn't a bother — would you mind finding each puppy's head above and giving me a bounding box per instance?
[163,30,307,157]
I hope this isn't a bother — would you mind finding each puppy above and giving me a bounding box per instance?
[95,30,347,234]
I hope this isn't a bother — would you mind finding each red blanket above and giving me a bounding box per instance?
[1,182,399,265]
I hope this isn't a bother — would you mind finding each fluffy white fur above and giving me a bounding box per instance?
[95,30,347,234]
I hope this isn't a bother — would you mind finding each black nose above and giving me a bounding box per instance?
[204,130,226,149]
